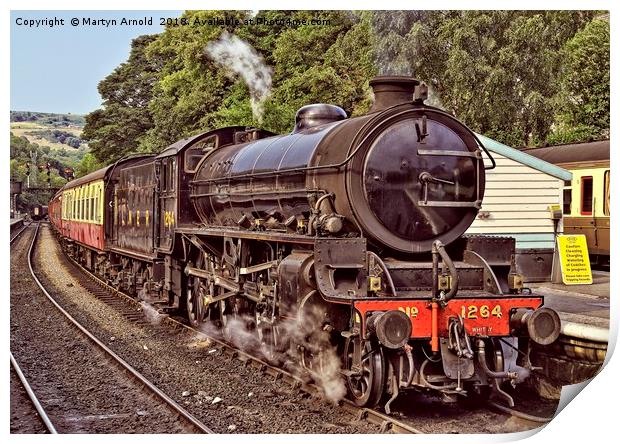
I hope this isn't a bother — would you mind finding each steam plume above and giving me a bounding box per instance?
[206,32,273,123]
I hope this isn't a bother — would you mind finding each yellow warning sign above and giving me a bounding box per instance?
[557,235,592,285]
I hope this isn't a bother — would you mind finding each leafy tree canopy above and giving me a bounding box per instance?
[81,10,608,163]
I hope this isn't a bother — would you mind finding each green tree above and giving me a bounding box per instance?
[82,34,160,163]
[549,19,610,144]
[262,11,375,133]
[371,11,595,146]
[140,10,251,152]
[75,153,104,178]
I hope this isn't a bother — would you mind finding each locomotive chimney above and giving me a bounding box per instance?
[369,76,420,113]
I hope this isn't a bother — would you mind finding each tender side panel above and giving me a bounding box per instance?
[112,161,156,255]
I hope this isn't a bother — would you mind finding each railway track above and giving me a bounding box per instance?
[10,220,30,244]
[50,225,556,433]
[50,229,420,433]
[10,352,58,433]
[11,223,214,434]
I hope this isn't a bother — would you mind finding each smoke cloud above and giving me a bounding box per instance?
[191,304,347,404]
[206,32,273,123]
[140,301,165,324]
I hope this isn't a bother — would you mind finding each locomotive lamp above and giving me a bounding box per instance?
[510,307,561,345]
[366,310,412,349]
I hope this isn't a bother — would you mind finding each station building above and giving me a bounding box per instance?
[466,135,572,281]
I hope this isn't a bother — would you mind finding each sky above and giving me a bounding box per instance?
[10,10,181,115]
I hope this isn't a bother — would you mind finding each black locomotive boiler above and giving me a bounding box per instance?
[50,76,561,411]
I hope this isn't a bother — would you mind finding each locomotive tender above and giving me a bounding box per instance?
[49,76,561,411]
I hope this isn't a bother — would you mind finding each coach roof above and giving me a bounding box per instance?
[520,140,609,166]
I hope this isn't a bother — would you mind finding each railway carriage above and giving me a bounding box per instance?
[48,191,62,231]
[50,76,561,412]
[31,204,48,221]
[524,141,610,266]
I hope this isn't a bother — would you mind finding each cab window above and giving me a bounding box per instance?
[185,136,217,173]
[166,158,176,191]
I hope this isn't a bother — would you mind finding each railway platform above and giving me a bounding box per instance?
[530,270,610,330]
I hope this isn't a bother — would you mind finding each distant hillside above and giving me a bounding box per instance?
[10,111,85,127]
[10,111,86,152]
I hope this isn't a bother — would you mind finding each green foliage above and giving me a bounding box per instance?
[82,34,160,163]
[78,10,608,161]
[551,19,609,143]
[24,129,83,148]
[10,111,85,126]
[10,132,72,207]
[75,153,104,178]
[372,11,598,146]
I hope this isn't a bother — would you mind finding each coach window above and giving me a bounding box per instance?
[95,186,99,223]
[91,186,95,221]
[604,170,610,216]
[89,186,93,221]
[563,188,572,215]
[86,187,90,222]
[580,176,593,215]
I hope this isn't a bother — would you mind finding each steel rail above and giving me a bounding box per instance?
[487,401,553,424]
[57,232,424,434]
[10,221,30,244]
[10,351,58,434]
[56,225,557,433]
[26,223,214,434]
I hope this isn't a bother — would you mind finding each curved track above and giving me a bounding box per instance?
[50,227,421,433]
[54,228,556,433]
[15,223,214,434]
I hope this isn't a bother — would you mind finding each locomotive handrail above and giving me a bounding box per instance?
[472,133,496,170]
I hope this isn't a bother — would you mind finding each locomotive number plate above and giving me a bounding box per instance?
[459,304,502,320]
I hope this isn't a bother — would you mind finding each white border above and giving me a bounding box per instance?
[3,2,617,443]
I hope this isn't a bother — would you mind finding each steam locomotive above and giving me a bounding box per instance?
[49,76,560,411]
